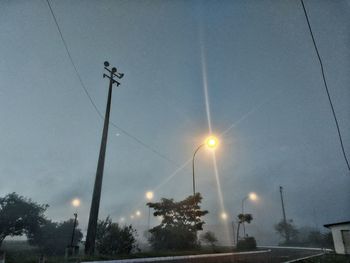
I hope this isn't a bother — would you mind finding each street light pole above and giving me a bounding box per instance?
[279,186,290,243]
[241,196,248,237]
[85,62,124,255]
[191,136,219,197]
[240,192,257,238]
[70,213,78,248]
[145,191,154,240]
[192,144,205,197]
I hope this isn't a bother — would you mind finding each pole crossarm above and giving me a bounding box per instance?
[103,74,121,86]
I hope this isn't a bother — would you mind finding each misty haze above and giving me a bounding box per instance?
[0,1,349,263]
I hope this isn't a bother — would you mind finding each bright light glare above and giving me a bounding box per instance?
[136,210,141,217]
[205,136,218,149]
[221,212,228,220]
[249,192,258,201]
[146,191,154,200]
[71,198,80,207]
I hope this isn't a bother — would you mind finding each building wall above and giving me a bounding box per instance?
[330,224,350,254]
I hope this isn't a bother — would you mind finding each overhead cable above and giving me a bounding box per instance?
[45,0,178,167]
[300,0,350,172]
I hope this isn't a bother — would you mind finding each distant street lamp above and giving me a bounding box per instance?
[192,135,219,197]
[145,191,154,237]
[241,192,258,214]
[241,192,258,237]
[72,198,80,208]
[70,199,80,249]
[221,212,228,221]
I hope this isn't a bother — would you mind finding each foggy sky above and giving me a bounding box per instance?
[0,0,349,244]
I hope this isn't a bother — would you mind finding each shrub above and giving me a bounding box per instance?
[96,217,138,255]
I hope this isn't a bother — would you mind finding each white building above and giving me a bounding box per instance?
[324,221,350,254]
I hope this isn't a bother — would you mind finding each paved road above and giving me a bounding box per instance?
[83,247,329,263]
[260,246,328,263]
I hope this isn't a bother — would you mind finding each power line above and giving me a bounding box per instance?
[45,0,178,167]
[300,0,350,172]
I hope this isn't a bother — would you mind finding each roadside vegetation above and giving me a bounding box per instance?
[0,192,338,263]
[274,219,333,248]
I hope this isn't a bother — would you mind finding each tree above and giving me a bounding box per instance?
[96,217,137,255]
[200,231,218,249]
[274,219,299,245]
[147,193,208,250]
[28,218,83,255]
[287,226,334,248]
[236,213,253,243]
[0,192,48,248]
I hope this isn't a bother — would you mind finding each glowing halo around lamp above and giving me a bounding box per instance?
[205,136,219,149]
[249,192,258,201]
[221,212,228,220]
[145,191,154,201]
[71,198,80,207]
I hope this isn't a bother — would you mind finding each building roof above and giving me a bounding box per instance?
[324,221,350,228]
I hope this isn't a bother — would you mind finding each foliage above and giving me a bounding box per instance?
[200,231,218,248]
[238,213,253,224]
[302,228,333,248]
[289,226,333,248]
[0,192,48,248]
[236,237,257,251]
[236,213,253,242]
[96,216,137,255]
[147,193,208,250]
[28,218,83,255]
[275,221,333,248]
[274,219,299,245]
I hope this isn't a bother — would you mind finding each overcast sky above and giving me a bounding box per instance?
[1,0,349,244]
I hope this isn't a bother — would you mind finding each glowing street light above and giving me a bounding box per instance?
[205,136,219,149]
[248,192,258,201]
[242,192,258,214]
[146,191,154,201]
[221,212,228,220]
[136,210,141,217]
[145,191,154,237]
[72,198,81,208]
[241,192,258,237]
[70,198,80,252]
[192,135,219,196]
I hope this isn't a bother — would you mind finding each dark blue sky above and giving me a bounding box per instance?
[0,0,349,244]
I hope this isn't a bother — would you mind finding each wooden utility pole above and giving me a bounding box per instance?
[85,61,124,255]
[279,186,290,243]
